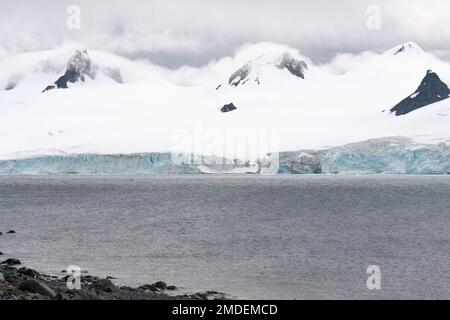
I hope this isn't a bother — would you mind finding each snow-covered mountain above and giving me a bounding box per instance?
[221,51,308,88]
[42,49,123,92]
[0,41,449,174]
[390,70,450,116]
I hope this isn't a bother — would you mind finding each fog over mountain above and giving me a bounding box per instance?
[2,0,450,67]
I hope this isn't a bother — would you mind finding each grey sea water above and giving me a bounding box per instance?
[0,175,449,299]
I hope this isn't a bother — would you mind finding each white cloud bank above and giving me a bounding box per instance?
[2,0,450,67]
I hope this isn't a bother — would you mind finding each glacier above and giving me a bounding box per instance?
[1,42,450,175]
[279,137,450,175]
[1,138,449,175]
[0,153,201,175]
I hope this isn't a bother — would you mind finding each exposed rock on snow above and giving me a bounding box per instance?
[1,42,450,168]
[41,49,123,92]
[102,67,123,84]
[220,103,237,113]
[226,52,307,87]
[5,83,16,91]
[229,64,252,87]
[384,41,425,56]
[43,49,95,92]
[390,70,450,116]
[276,53,308,79]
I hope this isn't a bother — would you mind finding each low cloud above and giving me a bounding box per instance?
[1,0,450,67]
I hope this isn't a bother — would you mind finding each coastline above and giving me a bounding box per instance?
[0,231,227,301]
[0,260,228,300]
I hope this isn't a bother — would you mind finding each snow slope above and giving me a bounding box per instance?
[0,41,449,173]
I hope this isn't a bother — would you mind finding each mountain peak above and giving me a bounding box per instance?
[384,42,425,56]
[41,49,123,93]
[43,49,95,92]
[227,52,308,87]
[390,70,450,116]
[67,49,92,75]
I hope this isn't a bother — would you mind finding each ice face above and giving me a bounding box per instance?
[2,138,449,175]
[279,138,450,174]
[0,153,201,175]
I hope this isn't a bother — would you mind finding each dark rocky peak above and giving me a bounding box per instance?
[43,49,95,93]
[66,49,93,78]
[229,64,251,87]
[276,53,308,79]
[390,70,450,116]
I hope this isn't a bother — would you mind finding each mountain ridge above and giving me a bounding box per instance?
[0,41,449,162]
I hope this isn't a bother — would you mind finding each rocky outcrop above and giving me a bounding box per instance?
[18,279,57,298]
[277,53,308,79]
[0,261,228,300]
[41,49,124,93]
[390,70,450,116]
[229,64,251,87]
[5,83,16,91]
[43,49,95,93]
[220,103,237,113]
[1,258,21,266]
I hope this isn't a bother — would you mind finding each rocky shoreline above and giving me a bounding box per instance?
[0,231,227,300]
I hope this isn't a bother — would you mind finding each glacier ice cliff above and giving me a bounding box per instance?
[0,154,200,175]
[279,137,450,174]
[1,138,449,175]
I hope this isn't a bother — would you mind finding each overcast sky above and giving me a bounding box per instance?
[1,0,450,67]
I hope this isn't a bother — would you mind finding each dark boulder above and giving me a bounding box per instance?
[7,230,16,234]
[18,267,41,278]
[390,70,450,116]
[138,284,158,292]
[18,279,57,298]
[89,279,117,293]
[221,103,237,113]
[153,281,168,290]
[81,275,99,283]
[1,258,21,266]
